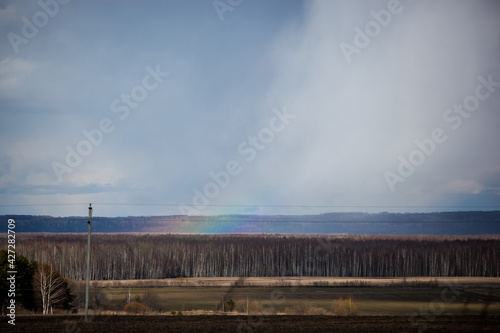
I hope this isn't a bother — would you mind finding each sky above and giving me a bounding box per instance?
[0,0,499,218]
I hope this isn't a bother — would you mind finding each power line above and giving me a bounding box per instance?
[5,218,499,224]
[1,202,499,209]
[113,220,497,224]
[0,203,89,207]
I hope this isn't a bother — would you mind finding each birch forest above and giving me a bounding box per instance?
[11,234,500,280]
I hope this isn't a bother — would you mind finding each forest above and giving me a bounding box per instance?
[4,211,500,234]
[8,234,500,280]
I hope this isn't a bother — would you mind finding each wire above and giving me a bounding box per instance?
[1,202,499,208]
[0,203,89,207]
[5,219,499,224]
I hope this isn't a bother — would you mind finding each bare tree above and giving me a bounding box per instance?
[17,234,500,279]
[32,264,69,314]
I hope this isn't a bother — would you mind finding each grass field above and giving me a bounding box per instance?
[91,276,500,288]
[6,278,500,332]
[84,277,500,316]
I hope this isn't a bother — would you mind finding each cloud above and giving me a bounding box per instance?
[0,1,499,217]
[208,0,500,212]
[440,180,485,195]
[0,57,38,98]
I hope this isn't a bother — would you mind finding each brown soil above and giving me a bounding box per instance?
[2,315,500,333]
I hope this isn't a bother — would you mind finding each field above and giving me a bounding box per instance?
[4,277,500,332]
[100,286,500,315]
[3,315,500,332]
[91,276,500,288]
[82,277,500,316]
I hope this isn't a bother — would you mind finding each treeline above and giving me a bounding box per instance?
[8,234,500,280]
[4,211,500,234]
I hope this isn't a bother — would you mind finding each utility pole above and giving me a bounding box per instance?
[84,203,92,321]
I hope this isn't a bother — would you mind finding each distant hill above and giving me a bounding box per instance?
[3,211,500,234]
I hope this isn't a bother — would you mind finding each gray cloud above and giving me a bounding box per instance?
[0,0,499,217]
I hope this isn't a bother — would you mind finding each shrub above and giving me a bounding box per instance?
[290,301,326,315]
[308,306,327,315]
[124,302,150,314]
[248,300,261,314]
[312,280,330,287]
[236,301,247,313]
[292,300,312,315]
[225,299,236,312]
[332,297,358,316]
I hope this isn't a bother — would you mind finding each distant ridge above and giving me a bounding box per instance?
[3,211,500,234]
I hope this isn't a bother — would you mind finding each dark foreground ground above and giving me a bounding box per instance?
[2,315,500,333]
